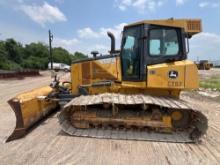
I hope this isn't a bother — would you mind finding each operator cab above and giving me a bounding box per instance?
[121,23,186,81]
[120,19,201,81]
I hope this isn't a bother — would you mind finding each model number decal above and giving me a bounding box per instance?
[168,81,182,87]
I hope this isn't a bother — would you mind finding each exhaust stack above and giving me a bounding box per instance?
[107,31,119,54]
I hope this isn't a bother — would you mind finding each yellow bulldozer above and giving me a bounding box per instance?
[196,60,213,70]
[6,18,208,143]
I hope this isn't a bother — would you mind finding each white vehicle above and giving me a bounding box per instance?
[48,62,70,72]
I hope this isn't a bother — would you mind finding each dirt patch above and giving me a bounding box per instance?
[0,70,219,165]
[199,68,220,80]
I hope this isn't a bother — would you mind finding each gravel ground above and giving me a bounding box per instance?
[199,68,220,80]
[0,70,219,165]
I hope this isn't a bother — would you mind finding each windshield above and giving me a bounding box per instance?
[121,26,141,80]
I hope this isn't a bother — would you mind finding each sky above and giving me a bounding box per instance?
[0,0,219,61]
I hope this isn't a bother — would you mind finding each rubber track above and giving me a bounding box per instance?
[58,93,208,143]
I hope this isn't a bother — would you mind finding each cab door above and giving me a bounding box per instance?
[120,25,145,81]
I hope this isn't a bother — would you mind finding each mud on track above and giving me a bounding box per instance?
[0,70,219,165]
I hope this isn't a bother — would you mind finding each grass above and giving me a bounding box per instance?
[200,76,220,91]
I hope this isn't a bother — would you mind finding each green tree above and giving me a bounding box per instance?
[71,51,87,62]
[22,42,49,69]
[24,42,49,58]
[52,47,72,65]
[0,38,88,70]
[0,43,10,70]
[0,40,22,70]
[5,39,23,63]
[0,41,8,62]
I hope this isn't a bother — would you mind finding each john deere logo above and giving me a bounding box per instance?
[169,70,178,79]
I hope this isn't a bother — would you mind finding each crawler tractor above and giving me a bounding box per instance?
[196,60,213,70]
[7,18,208,143]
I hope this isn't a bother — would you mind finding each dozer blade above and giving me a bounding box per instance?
[6,86,59,142]
[58,93,208,143]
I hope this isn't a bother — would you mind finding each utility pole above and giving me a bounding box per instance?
[49,30,53,70]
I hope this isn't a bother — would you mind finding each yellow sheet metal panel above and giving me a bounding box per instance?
[92,57,121,81]
[116,57,122,81]
[147,60,198,90]
[147,61,185,89]
[71,63,82,95]
[71,57,121,95]
[121,81,146,88]
[21,98,56,127]
[125,19,202,37]
[16,86,53,101]
[185,62,199,89]
[21,99,40,127]
[92,58,118,81]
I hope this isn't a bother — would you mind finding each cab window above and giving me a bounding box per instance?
[149,29,179,56]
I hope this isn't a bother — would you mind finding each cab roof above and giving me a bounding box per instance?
[125,18,202,37]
